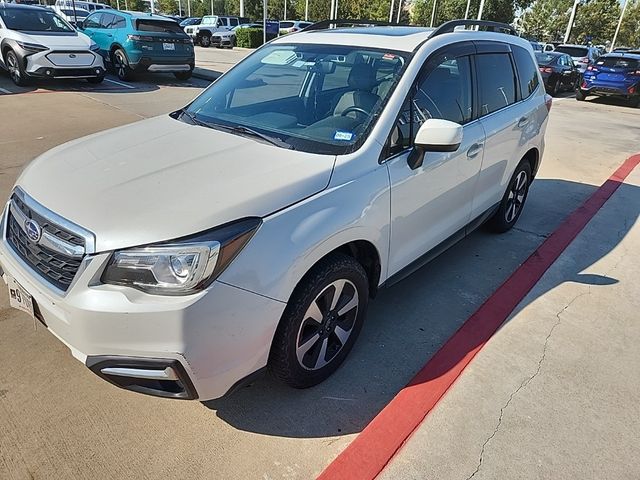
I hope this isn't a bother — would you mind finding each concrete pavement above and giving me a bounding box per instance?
[193,46,251,81]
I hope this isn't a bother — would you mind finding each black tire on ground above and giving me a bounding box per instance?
[269,253,369,389]
[174,70,192,80]
[5,49,29,87]
[86,75,105,84]
[200,34,211,47]
[112,48,134,82]
[551,78,560,97]
[576,88,587,101]
[487,161,533,233]
[628,96,640,108]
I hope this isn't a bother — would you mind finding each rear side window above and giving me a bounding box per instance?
[512,46,539,99]
[99,12,115,28]
[596,56,639,69]
[112,15,125,28]
[476,53,516,116]
[136,19,183,33]
[555,46,588,58]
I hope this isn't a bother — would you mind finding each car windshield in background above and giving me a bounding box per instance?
[136,19,184,33]
[280,21,294,28]
[0,8,74,33]
[535,53,557,64]
[184,44,408,155]
[555,46,588,57]
[596,56,639,69]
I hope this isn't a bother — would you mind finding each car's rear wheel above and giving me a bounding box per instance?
[269,253,369,388]
[576,88,587,101]
[200,34,211,48]
[5,49,28,87]
[551,78,561,96]
[487,161,532,233]
[174,70,192,80]
[628,96,640,108]
[112,48,134,82]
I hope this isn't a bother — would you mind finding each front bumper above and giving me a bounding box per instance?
[24,49,105,79]
[0,205,286,400]
[28,66,106,79]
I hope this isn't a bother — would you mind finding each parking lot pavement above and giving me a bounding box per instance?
[0,69,639,480]
[194,46,251,80]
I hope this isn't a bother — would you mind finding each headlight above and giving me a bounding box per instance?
[90,42,100,52]
[16,41,48,54]
[102,218,261,295]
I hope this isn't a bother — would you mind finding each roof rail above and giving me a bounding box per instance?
[303,19,406,32]
[430,19,517,38]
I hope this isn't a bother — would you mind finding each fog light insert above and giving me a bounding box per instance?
[46,70,52,76]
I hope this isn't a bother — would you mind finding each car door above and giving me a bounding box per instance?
[470,43,532,219]
[385,44,486,276]
[82,12,103,44]
[91,12,116,51]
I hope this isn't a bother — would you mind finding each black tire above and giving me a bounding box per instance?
[5,49,29,87]
[628,96,640,108]
[86,75,104,84]
[551,78,560,97]
[199,34,211,48]
[487,161,532,233]
[174,70,192,80]
[269,253,369,389]
[576,88,587,101]
[112,48,134,82]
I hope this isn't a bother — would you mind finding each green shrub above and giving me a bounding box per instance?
[235,28,278,48]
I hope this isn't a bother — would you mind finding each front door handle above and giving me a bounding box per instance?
[517,116,530,128]
[467,143,483,158]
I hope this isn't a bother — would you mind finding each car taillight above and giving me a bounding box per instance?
[581,80,588,88]
[128,34,155,42]
[632,70,640,76]
[545,94,552,112]
[629,86,637,94]
[587,65,598,71]
[539,67,553,73]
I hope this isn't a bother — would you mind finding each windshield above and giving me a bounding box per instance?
[555,46,588,58]
[136,19,184,34]
[535,53,557,65]
[0,8,74,33]
[202,16,218,25]
[184,44,408,155]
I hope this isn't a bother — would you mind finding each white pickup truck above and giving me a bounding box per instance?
[184,15,249,48]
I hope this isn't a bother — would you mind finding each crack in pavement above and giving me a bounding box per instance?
[512,227,550,239]
[464,216,631,480]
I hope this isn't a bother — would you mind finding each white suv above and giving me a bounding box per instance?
[0,3,105,86]
[0,20,550,400]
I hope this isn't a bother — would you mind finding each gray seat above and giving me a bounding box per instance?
[333,63,380,119]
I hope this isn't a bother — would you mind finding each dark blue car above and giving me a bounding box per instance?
[578,53,640,107]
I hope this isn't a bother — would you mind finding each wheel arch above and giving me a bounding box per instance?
[522,147,540,179]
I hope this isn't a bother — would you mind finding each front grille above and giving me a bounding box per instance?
[6,196,85,292]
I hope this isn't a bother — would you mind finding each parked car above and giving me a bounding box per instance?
[0,20,550,400]
[179,16,201,28]
[53,6,90,27]
[184,15,249,47]
[54,0,112,12]
[0,3,105,86]
[554,44,600,74]
[279,20,313,34]
[535,51,579,96]
[529,41,554,53]
[577,53,640,107]
[80,10,195,81]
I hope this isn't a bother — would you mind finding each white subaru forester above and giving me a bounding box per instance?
[0,20,550,400]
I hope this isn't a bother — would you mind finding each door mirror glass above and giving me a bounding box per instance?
[408,119,463,169]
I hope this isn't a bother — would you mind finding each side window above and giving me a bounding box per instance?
[512,46,539,99]
[229,18,238,27]
[476,53,517,116]
[219,18,228,26]
[112,15,125,29]
[99,13,115,28]
[387,55,473,155]
[84,12,102,28]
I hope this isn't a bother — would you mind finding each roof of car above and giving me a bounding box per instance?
[601,52,640,59]
[0,3,48,10]
[116,11,176,20]
[272,25,533,53]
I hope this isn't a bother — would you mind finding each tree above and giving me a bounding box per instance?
[158,0,179,14]
[616,0,640,48]
[571,0,620,44]
[520,0,572,42]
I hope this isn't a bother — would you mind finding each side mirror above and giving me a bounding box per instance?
[408,119,463,169]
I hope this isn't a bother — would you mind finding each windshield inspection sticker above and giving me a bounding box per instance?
[334,131,354,141]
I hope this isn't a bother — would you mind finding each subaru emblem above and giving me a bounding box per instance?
[25,219,42,243]
[69,54,77,58]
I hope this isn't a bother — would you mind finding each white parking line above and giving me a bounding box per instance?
[103,78,136,89]
[0,87,11,94]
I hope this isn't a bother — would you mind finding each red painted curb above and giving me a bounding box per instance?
[318,154,640,480]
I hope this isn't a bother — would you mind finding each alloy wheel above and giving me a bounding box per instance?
[7,51,20,84]
[114,51,126,80]
[504,170,528,223]
[295,279,359,371]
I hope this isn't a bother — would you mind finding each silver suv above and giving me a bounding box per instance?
[0,20,550,400]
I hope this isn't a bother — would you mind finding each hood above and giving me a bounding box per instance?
[17,115,335,252]
[22,31,92,50]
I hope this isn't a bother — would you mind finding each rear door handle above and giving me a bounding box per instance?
[517,117,530,128]
[467,143,483,158]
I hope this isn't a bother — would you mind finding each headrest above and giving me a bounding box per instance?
[348,63,377,91]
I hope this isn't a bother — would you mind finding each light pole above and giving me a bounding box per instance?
[430,0,437,27]
[305,0,309,20]
[240,0,244,17]
[210,0,213,15]
[178,0,182,16]
[187,0,190,16]
[396,0,402,22]
[389,0,395,22]
[464,0,471,19]
[564,0,580,43]
[284,0,287,20]
[610,0,628,52]
[477,0,485,20]
[330,0,335,19]
[263,0,267,45]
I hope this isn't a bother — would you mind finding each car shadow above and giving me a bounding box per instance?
[201,177,639,438]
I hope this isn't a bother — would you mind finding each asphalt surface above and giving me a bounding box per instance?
[0,61,639,480]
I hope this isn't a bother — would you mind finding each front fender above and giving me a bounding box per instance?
[218,165,391,303]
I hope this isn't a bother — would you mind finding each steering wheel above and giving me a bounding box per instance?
[340,106,369,117]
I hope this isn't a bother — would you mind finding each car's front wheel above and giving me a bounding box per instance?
[269,253,369,388]
[628,96,640,108]
[487,160,532,233]
[576,88,587,101]
[112,48,134,82]
[199,34,211,48]
[5,49,28,87]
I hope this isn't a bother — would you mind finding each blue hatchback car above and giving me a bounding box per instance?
[80,11,194,81]
[578,53,640,107]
